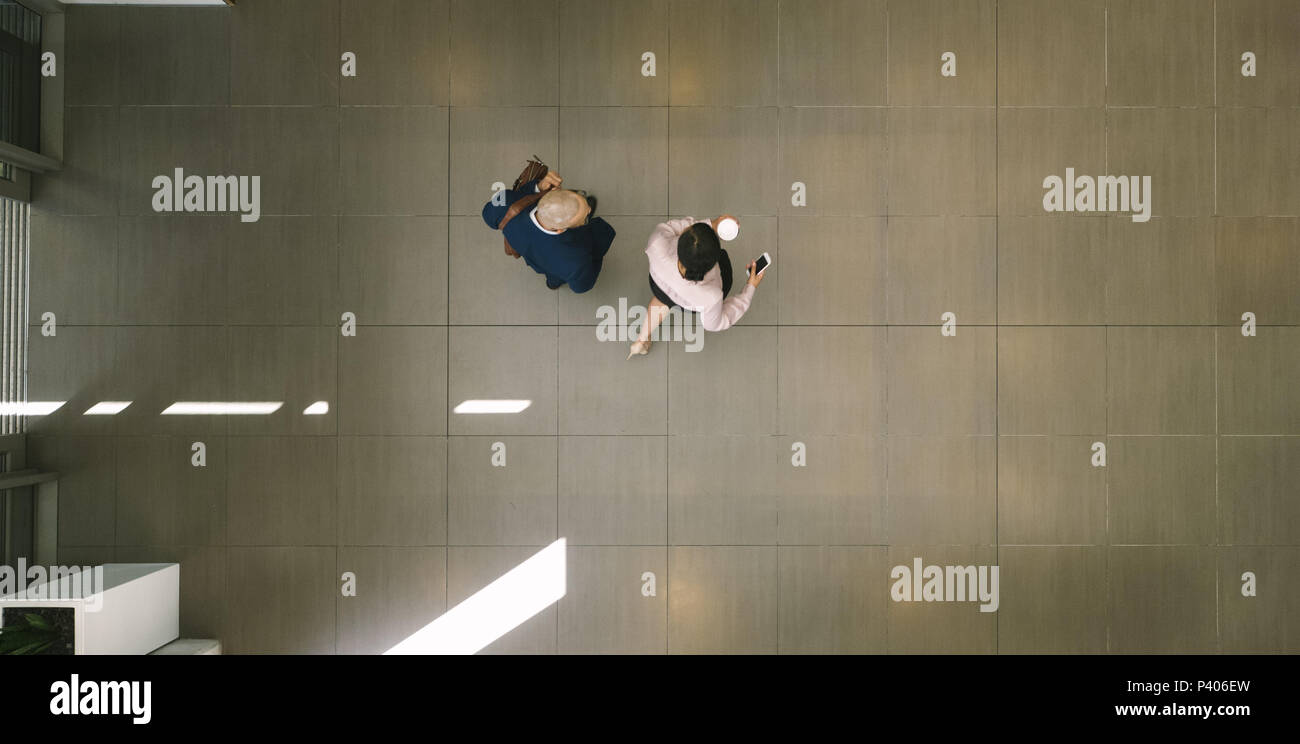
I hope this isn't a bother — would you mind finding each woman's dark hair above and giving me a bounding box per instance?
[677,223,721,281]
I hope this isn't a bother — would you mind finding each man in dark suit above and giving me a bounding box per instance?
[480,171,616,293]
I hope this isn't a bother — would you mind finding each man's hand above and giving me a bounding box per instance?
[538,172,563,192]
[505,244,521,258]
[746,261,766,288]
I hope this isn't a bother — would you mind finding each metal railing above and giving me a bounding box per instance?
[0,196,26,436]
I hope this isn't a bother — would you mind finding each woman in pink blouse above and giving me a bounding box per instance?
[628,214,769,358]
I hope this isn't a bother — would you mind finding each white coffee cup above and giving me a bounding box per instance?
[716,217,739,241]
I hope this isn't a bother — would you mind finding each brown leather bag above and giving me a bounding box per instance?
[498,192,542,258]
[498,156,551,258]
[513,155,548,191]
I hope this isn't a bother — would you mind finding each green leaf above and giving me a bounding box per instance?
[1,635,33,651]
[11,640,47,655]
[0,614,64,655]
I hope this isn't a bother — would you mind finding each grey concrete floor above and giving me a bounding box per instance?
[22,0,1300,653]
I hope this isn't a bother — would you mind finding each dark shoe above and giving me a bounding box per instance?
[546,278,564,290]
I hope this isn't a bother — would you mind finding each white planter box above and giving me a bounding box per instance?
[0,563,179,655]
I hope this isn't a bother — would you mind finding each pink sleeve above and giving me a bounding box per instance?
[698,282,756,332]
[646,218,687,257]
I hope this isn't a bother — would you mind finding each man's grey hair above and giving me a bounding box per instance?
[537,189,584,228]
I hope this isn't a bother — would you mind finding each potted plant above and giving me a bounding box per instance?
[0,607,75,655]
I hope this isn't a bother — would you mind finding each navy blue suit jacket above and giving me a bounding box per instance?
[481,179,616,293]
